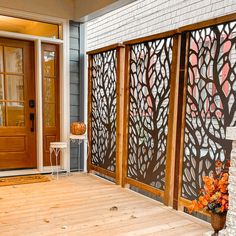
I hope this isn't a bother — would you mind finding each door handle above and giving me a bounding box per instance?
[30,113,35,132]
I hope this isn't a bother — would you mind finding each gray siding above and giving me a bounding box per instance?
[69,21,84,171]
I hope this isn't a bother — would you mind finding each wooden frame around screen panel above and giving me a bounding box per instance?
[172,32,189,210]
[179,12,236,33]
[122,44,130,188]
[174,31,191,211]
[123,30,181,206]
[163,33,181,206]
[176,13,236,212]
[87,44,125,184]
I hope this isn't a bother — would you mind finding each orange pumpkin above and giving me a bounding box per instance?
[71,122,86,135]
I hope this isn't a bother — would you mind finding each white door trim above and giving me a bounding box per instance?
[35,39,43,172]
[0,8,70,175]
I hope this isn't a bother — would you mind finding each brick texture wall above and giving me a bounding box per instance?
[87,0,236,50]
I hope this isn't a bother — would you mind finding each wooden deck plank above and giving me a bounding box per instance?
[0,173,210,235]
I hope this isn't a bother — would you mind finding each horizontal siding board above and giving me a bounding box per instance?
[70,72,79,84]
[70,61,79,73]
[69,21,82,171]
[70,116,81,123]
[70,25,79,38]
[70,83,80,95]
[70,105,80,117]
[70,49,79,61]
[70,94,80,105]
[70,37,79,50]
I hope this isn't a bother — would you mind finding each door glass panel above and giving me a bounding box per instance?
[6,102,24,126]
[6,75,24,101]
[5,47,23,73]
[0,102,5,126]
[44,78,55,102]
[44,51,55,77]
[44,103,55,126]
[0,46,3,72]
[0,74,4,100]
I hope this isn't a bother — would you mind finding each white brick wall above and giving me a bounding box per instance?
[87,0,236,51]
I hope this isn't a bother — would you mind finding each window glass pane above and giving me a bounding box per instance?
[0,15,60,39]
[0,74,4,100]
[6,75,24,101]
[44,77,55,103]
[5,47,23,73]
[0,46,3,72]
[7,102,24,126]
[0,102,5,126]
[44,51,55,77]
[44,103,55,127]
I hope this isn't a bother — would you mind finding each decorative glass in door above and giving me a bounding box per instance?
[43,51,56,127]
[0,46,25,127]
[42,43,59,166]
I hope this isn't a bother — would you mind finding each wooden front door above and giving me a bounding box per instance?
[42,43,60,166]
[0,38,36,170]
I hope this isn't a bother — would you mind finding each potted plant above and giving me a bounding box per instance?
[188,160,230,235]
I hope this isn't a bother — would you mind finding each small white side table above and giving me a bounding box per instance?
[50,142,67,179]
[70,134,88,172]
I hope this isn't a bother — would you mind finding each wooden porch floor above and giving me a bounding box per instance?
[0,173,210,236]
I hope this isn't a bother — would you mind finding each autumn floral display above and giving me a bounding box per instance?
[188,160,230,214]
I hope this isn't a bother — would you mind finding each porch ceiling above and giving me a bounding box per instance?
[0,0,136,22]
[74,0,137,22]
[0,174,211,235]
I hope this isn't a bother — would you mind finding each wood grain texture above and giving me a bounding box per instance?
[173,32,188,210]
[125,177,164,198]
[0,136,25,152]
[90,163,116,179]
[179,13,236,33]
[123,30,178,45]
[122,45,131,188]
[116,46,125,185]
[0,174,210,235]
[0,38,36,169]
[163,34,181,207]
[177,32,190,210]
[87,43,124,55]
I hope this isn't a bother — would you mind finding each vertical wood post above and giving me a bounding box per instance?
[116,45,125,185]
[173,32,189,210]
[176,33,190,211]
[122,45,131,187]
[87,54,93,173]
[164,34,181,206]
[175,32,190,210]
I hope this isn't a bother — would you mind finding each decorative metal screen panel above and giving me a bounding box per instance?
[182,21,236,200]
[127,37,173,190]
[91,49,117,172]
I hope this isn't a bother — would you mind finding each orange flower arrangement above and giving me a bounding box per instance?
[188,160,230,214]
